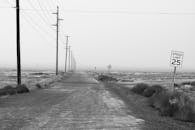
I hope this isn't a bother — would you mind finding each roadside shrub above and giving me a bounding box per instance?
[190,86,195,91]
[0,85,16,96]
[149,90,195,122]
[0,89,7,96]
[16,84,29,94]
[174,83,181,89]
[181,81,191,86]
[3,85,13,90]
[97,75,117,82]
[143,85,165,97]
[131,83,149,95]
[148,90,169,110]
[35,83,42,89]
[181,81,195,86]
[191,81,195,86]
[170,92,195,122]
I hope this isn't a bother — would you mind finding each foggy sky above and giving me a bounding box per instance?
[0,0,195,71]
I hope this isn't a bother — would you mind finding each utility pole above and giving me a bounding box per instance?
[53,6,63,75]
[65,36,70,73]
[68,46,71,71]
[71,50,73,71]
[16,0,21,85]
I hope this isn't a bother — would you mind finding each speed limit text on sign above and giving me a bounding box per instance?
[170,51,184,67]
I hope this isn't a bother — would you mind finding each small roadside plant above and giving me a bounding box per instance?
[0,85,16,96]
[143,85,165,97]
[131,83,149,95]
[35,83,42,89]
[16,84,29,94]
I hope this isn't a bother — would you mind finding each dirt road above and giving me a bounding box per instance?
[0,72,144,129]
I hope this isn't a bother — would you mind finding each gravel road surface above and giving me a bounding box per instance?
[0,72,144,130]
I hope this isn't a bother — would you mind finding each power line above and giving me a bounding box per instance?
[14,6,195,16]
[21,12,56,43]
[51,0,57,7]
[21,13,55,48]
[35,1,64,45]
[0,6,13,9]
[27,0,54,30]
[60,10,195,15]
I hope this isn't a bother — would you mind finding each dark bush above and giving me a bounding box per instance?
[97,75,117,82]
[149,90,195,122]
[174,83,180,88]
[0,85,16,96]
[149,90,179,116]
[191,81,195,86]
[148,90,169,109]
[16,84,29,94]
[171,92,195,122]
[143,85,165,97]
[0,89,7,96]
[131,83,149,95]
[143,87,156,97]
[181,81,191,86]
[6,88,16,95]
[35,83,42,89]
[3,85,13,90]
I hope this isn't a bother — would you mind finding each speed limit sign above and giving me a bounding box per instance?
[170,50,184,91]
[170,50,184,68]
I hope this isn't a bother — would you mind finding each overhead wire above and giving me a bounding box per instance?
[51,0,57,7]
[35,0,56,31]
[59,9,195,15]
[18,8,195,15]
[27,0,55,31]
[20,13,56,48]
[34,0,65,46]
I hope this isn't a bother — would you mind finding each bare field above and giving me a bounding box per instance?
[91,71,195,100]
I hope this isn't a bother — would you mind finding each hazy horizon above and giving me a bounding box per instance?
[0,0,195,71]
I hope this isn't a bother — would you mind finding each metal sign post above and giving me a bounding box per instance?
[170,50,184,91]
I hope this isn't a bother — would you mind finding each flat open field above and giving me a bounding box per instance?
[0,69,59,90]
[92,71,195,99]
[0,70,194,129]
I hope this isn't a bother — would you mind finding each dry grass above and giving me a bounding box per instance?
[131,83,195,122]
[149,90,195,122]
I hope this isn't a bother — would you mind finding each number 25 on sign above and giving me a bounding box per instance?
[170,50,184,91]
[170,51,184,68]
